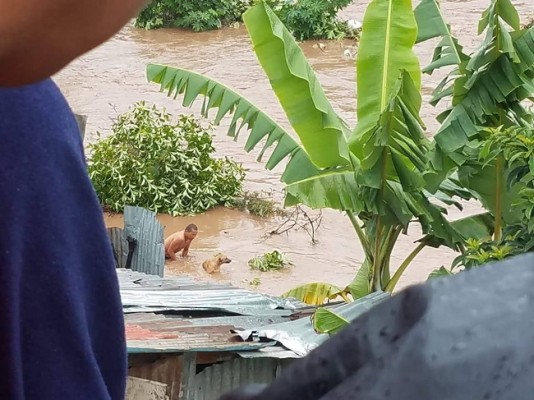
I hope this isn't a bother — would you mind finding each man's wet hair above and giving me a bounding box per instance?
[185,224,198,232]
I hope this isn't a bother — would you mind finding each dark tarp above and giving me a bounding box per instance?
[220,253,534,400]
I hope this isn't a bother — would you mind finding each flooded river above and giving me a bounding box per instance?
[55,1,534,296]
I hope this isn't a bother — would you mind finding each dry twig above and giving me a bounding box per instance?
[263,205,323,244]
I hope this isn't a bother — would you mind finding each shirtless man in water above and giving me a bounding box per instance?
[164,224,198,260]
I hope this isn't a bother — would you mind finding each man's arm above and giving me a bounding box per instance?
[0,0,148,86]
[181,243,191,257]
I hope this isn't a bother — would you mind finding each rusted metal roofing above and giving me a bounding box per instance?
[234,291,390,357]
[118,269,308,354]
[125,313,277,353]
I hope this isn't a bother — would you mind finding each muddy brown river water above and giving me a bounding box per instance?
[55,1,534,296]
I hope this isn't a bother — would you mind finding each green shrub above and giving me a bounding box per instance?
[136,0,357,40]
[88,102,245,215]
[263,0,355,40]
[430,126,534,275]
[135,0,251,31]
[248,250,292,272]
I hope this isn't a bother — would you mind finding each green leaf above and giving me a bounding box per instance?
[427,266,453,280]
[284,170,363,211]
[414,0,468,74]
[312,308,350,335]
[243,2,351,169]
[420,212,494,248]
[458,160,524,226]
[146,64,320,185]
[353,0,421,144]
[345,260,372,299]
[352,71,434,223]
[281,282,345,305]
[433,23,534,163]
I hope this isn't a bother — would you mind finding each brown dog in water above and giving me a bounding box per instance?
[202,253,232,274]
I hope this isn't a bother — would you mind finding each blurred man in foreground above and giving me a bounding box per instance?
[0,1,148,398]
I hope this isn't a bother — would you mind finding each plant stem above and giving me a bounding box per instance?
[347,211,371,258]
[384,242,426,293]
[380,226,402,285]
[494,155,503,242]
[372,219,383,292]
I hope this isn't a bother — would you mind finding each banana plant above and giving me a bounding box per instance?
[147,0,481,305]
[415,0,534,243]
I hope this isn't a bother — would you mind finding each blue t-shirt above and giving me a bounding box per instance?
[0,79,126,399]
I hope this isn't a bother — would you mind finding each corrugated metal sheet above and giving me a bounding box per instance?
[74,113,87,140]
[125,313,292,354]
[192,358,290,400]
[126,320,275,353]
[234,291,390,356]
[236,347,299,359]
[117,269,309,355]
[124,206,165,277]
[121,289,299,316]
[118,270,306,316]
[108,227,128,268]
[125,313,289,330]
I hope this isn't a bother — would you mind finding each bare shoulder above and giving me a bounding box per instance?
[165,230,185,242]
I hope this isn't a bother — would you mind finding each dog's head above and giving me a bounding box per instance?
[215,253,232,265]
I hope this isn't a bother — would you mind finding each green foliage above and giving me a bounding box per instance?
[453,238,517,269]
[427,266,453,280]
[281,282,346,305]
[261,0,356,40]
[428,126,534,276]
[148,0,534,306]
[147,0,463,300]
[414,0,534,278]
[312,308,349,335]
[136,0,250,31]
[482,126,534,231]
[249,277,262,287]
[248,250,292,271]
[88,102,245,216]
[136,0,356,40]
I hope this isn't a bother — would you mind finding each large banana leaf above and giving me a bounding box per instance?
[432,20,534,157]
[349,0,434,234]
[355,72,428,191]
[472,0,520,69]
[281,282,346,305]
[284,170,363,211]
[243,2,351,170]
[345,260,372,299]
[312,308,349,335]
[414,0,467,74]
[352,0,421,148]
[420,212,494,248]
[458,162,524,225]
[146,65,321,185]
